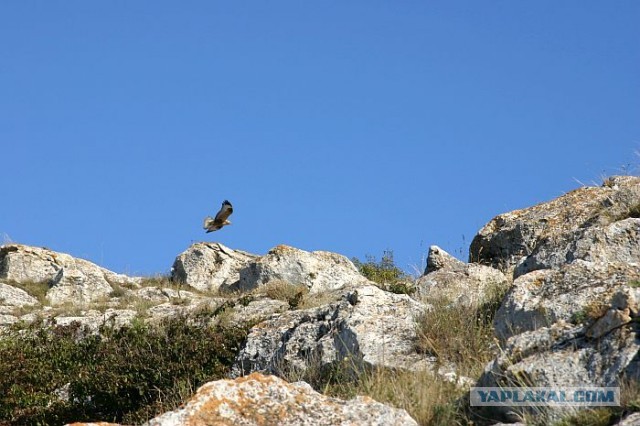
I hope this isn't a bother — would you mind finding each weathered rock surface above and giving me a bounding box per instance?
[416,245,509,307]
[514,217,640,278]
[53,308,138,331]
[171,242,257,292]
[424,245,465,274]
[615,413,640,426]
[470,176,640,275]
[211,297,289,328]
[0,314,18,326]
[232,284,430,377]
[236,245,369,294]
[6,176,640,426]
[0,280,40,307]
[476,318,640,423]
[144,373,417,426]
[470,177,640,423]
[0,244,139,305]
[494,260,640,341]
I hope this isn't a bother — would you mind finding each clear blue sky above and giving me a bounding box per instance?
[1,2,638,276]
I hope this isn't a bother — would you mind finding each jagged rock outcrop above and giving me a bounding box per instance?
[236,245,369,293]
[471,177,640,423]
[232,284,430,377]
[424,244,465,273]
[416,245,509,307]
[494,260,640,341]
[171,242,257,292]
[0,244,139,305]
[144,373,417,426]
[172,243,369,294]
[476,317,640,423]
[470,175,640,276]
[5,176,640,426]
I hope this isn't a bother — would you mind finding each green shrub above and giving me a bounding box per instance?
[0,316,249,425]
[352,251,412,294]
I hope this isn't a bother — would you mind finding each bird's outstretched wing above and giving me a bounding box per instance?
[214,200,233,223]
[204,200,233,233]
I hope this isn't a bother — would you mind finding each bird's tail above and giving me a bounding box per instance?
[203,216,214,230]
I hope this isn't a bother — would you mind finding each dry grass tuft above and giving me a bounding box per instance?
[139,275,183,291]
[254,280,309,309]
[325,367,466,425]
[4,280,50,305]
[416,284,507,378]
[277,356,468,426]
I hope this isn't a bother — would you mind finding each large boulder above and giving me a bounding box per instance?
[469,176,640,423]
[494,260,640,341]
[0,244,139,306]
[514,217,640,278]
[171,242,258,292]
[0,281,40,308]
[416,245,509,307]
[144,372,417,426]
[476,318,640,423]
[470,176,640,276]
[232,284,430,377]
[236,245,369,294]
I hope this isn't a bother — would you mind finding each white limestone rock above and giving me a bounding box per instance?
[0,281,40,307]
[171,242,257,292]
[494,260,640,341]
[144,373,417,426]
[416,246,509,307]
[232,284,430,377]
[0,244,139,306]
[236,245,369,294]
[469,176,640,275]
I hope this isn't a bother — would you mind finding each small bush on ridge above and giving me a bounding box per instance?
[352,251,413,294]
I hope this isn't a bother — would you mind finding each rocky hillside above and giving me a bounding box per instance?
[1,175,639,425]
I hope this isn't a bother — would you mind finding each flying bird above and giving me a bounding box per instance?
[204,200,233,232]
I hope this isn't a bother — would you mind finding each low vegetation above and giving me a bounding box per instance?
[271,280,509,425]
[9,252,637,425]
[4,279,50,305]
[323,364,464,425]
[352,251,414,294]
[554,379,640,426]
[627,203,640,219]
[416,282,507,378]
[260,279,308,309]
[0,315,250,425]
